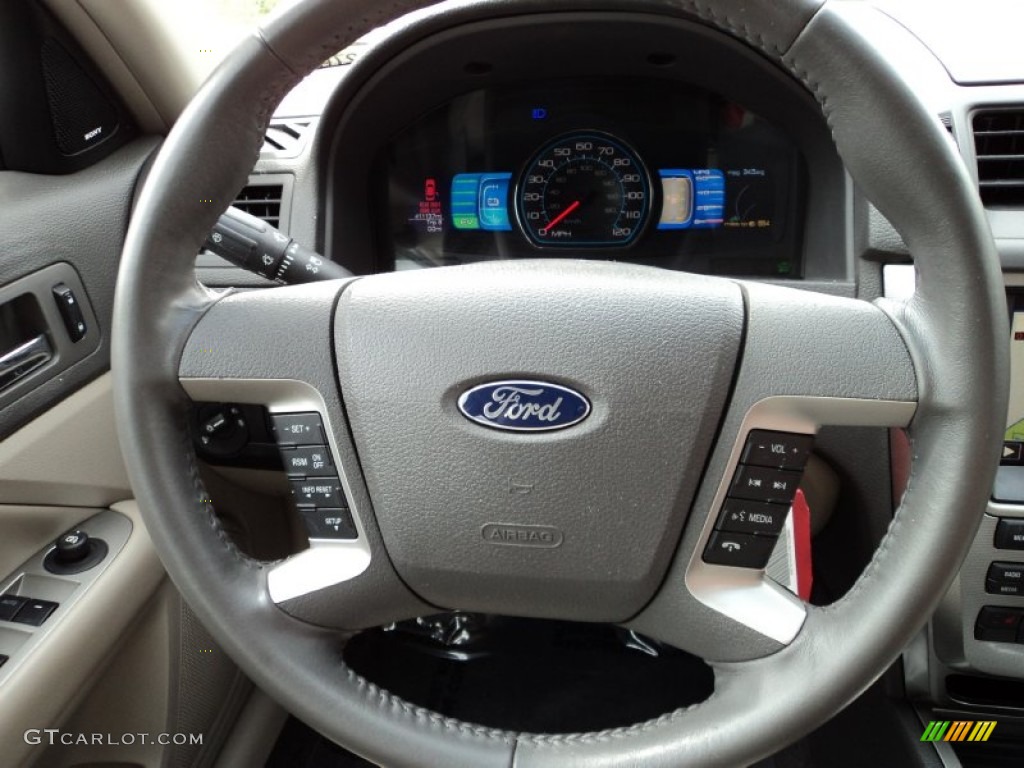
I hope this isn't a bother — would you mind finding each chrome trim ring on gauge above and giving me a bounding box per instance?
[515,130,651,248]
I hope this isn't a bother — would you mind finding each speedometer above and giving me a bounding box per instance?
[516,132,650,248]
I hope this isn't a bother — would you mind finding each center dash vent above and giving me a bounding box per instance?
[262,118,313,157]
[232,184,283,229]
[973,109,1024,207]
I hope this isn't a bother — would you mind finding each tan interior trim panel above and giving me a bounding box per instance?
[0,501,164,768]
[0,507,90,587]
[213,688,289,768]
[0,373,131,508]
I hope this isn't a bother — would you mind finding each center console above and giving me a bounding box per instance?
[953,292,1024,677]
[900,275,1024,757]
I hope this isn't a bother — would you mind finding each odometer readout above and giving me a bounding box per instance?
[516,132,650,248]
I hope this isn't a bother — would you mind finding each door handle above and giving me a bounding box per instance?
[0,334,52,390]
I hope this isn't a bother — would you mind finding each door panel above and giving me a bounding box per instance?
[0,2,254,763]
[0,138,159,438]
[0,373,130,507]
[0,502,165,767]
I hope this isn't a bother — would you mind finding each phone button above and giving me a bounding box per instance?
[702,530,777,569]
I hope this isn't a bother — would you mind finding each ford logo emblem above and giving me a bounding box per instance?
[457,380,591,432]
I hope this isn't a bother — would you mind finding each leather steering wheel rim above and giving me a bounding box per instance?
[112,1,1008,766]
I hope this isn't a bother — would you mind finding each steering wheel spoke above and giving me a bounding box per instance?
[630,282,918,657]
[177,282,432,629]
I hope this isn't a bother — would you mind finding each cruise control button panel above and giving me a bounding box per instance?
[271,412,357,542]
[702,429,814,570]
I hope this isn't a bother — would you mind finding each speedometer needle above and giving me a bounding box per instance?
[539,200,581,235]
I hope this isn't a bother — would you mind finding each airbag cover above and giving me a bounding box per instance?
[335,260,743,620]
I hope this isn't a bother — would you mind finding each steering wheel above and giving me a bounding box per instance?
[112,0,1007,765]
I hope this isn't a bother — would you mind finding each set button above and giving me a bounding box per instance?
[270,412,325,446]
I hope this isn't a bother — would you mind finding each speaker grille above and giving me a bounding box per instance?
[40,38,119,156]
[167,598,247,768]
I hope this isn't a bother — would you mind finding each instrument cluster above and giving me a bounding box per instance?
[379,78,805,277]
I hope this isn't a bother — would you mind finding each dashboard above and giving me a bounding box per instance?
[380,79,804,277]
[321,13,847,282]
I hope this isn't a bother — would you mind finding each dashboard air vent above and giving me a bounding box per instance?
[262,118,313,157]
[973,109,1024,206]
[232,184,283,229]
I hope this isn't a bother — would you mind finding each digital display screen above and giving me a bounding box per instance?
[993,301,1024,502]
[1003,310,1024,456]
[657,169,727,230]
[450,173,512,231]
[380,79,803,277]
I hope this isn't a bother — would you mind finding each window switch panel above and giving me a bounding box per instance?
[12,599,59,627]
[0,595,26,621]
[52,283,87,342]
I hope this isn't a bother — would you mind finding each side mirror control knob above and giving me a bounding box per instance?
[56,529,90,563]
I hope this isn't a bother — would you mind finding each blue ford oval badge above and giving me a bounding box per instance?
[457,380,591,432]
